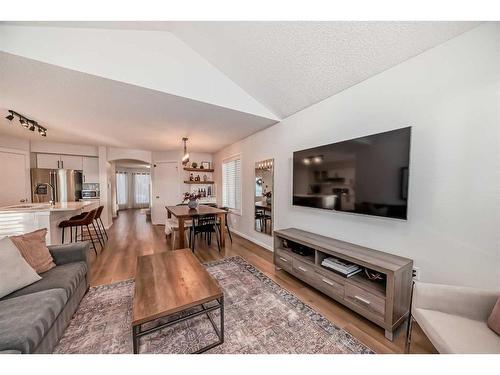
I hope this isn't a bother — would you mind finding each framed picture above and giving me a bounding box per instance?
[200,161,211,170]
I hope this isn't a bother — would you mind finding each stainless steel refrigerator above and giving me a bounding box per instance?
[31,168,83,203]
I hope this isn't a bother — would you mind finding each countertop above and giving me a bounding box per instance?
[0,201,95,214]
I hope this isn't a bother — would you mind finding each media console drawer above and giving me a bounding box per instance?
[292,258,315,283]
[275,250,292,272]
[312,270,345,299]
[344,283,386,318]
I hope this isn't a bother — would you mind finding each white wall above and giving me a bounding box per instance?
[0,134,30,151]
[107,147,152,164]
[214,23,500,288]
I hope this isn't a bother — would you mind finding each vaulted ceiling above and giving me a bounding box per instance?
[0,21,480,152]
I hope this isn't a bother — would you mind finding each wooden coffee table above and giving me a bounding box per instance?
[132,249,224,354]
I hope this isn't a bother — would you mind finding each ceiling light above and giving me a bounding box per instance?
[5,111,14,121]
[303,158,311,165]
[29,123,36,131]
[181,137,190,166]
[313,155,323,164]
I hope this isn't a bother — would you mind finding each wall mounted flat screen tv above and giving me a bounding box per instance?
[292,127,411,220]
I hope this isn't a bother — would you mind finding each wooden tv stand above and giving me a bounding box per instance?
[273,228,413,340]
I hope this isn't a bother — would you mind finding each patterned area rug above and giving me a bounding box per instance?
[54,256,373,354]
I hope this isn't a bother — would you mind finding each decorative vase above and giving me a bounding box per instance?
[188,199,198,209]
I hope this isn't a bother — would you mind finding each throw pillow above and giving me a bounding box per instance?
[487,296,500,335]
[11,229,56,273]
[0,237,41,298]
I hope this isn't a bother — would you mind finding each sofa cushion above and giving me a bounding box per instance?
[0,289,67,353]
[414,307,500,354]
[1,261,87,301]
[11,229,56,274]
[0,237,41,299]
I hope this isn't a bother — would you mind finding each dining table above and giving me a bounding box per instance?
[165,204,228,249]
[255,201,272,211]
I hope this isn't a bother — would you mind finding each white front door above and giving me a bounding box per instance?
[152,162,179,225]
[0,149,30,206]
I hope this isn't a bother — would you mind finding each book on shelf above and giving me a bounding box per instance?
[321,257,362,278]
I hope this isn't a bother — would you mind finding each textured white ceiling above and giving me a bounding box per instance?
[0,21,482,152]
[170,21,480,118]
[0,52,275,152]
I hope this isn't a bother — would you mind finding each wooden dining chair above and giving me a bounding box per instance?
[190,214,221,253]
[218,206,233,243]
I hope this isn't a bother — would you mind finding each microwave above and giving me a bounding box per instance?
[82,190,100,199]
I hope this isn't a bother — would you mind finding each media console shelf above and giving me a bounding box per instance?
[273,228,413,340]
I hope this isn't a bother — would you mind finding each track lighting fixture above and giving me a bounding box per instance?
[4,109,48,137]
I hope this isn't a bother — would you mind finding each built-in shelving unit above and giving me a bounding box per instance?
[183,180,215,185]
[183,167,215,173]
[274,228,413,340]
[182,164,216,203]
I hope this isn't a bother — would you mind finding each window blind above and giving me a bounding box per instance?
[222,157,241,214]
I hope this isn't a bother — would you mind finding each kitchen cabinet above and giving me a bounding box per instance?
[36,153,62,169]
[60,155,83,170]
[82,156,99,183]
[36,153,83,170]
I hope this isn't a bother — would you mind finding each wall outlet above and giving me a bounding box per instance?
[412,267,421,280]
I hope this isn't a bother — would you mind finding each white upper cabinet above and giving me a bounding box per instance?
[36,153,83,170]
[60,155,83,170]
[82,156,99,183]
[36,153,62,169]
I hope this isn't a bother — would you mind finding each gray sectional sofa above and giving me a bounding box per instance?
[0,242,90,354]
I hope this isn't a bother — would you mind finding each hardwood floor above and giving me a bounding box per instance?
[91,208,437,354]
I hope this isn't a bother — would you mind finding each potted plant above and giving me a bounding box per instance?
[183,192,201,209]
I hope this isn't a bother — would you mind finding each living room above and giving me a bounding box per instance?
[1,1,499,373]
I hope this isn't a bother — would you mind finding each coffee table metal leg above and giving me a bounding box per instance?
[133,325,140,354]
[134,296,224,354]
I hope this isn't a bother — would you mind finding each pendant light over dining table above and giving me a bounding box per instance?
[181,137,190,166]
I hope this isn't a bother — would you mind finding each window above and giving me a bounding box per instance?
[116,172,127,207]
[222,156,241,214]
[255,178,263,197]
[133,172,150,207]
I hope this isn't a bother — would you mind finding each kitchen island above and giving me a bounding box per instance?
[0,201,100,245]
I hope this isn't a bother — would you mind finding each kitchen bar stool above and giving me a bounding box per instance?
[58,209,99,255]
[94,206,108,242]
[67,206,107,246]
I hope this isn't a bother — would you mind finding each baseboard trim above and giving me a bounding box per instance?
[230,228,273,252]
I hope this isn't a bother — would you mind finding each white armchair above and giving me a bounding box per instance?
[406,281,500,353]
